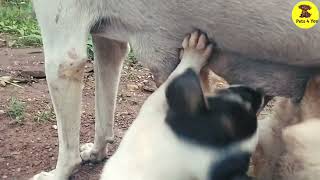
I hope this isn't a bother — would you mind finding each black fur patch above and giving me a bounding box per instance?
[209,152,252,180]
[165,69,260,147]
[217,86,264,114]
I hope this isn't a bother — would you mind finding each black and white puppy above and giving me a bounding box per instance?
[101,31,264,180]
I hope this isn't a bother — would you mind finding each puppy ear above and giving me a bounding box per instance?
[228,85,265,114]
[166,68,206,114]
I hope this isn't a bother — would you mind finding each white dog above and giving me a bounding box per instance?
[31,0,319,179]
[100,32,264,180]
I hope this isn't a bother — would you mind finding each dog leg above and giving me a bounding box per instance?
[80,36,128,161]
[31,1,92,179]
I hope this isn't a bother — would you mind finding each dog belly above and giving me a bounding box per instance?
[95,0,320,98]
[128,33,314,99]
[118,0,320,65]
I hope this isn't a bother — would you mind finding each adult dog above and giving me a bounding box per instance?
[31,0,320,179]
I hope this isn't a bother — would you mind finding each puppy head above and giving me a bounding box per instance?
[165,68,264,147]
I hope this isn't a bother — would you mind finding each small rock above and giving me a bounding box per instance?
[0,110,5,115]
[52,125,58,130]
[137,83,143,88]
[143,85,156,92]
[20,70,46,79]
[124,92,132,97]
[10,151,20,156]
[85,62,94,73]
[2,175,7,179]
[120,112,131,116]
[142,81,157,92]
[129,100,138,105]
[126,83,139,92]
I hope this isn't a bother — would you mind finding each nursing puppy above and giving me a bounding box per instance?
[253,75,320,180]
[101,32,264,180]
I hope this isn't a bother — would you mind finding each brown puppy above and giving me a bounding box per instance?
[252,75,320,180]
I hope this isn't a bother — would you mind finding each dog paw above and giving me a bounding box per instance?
[180,30,213,70]
[80,143,107,162]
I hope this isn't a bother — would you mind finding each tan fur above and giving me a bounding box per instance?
[200,67,228,95]
[276,120,320,180]
[300,75,320,120]
[253,74,320,180]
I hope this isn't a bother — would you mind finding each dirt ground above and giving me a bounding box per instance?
[0,47,159,180]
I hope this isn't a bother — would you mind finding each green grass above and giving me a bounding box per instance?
[87,36,94,60]
[33,105,55,123]
[7,97,25,123]
[0,0,137,63]
[128,49,138,65]
[0,0,42,47]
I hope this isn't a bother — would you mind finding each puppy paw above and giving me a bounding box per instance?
[180,30,213,70]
